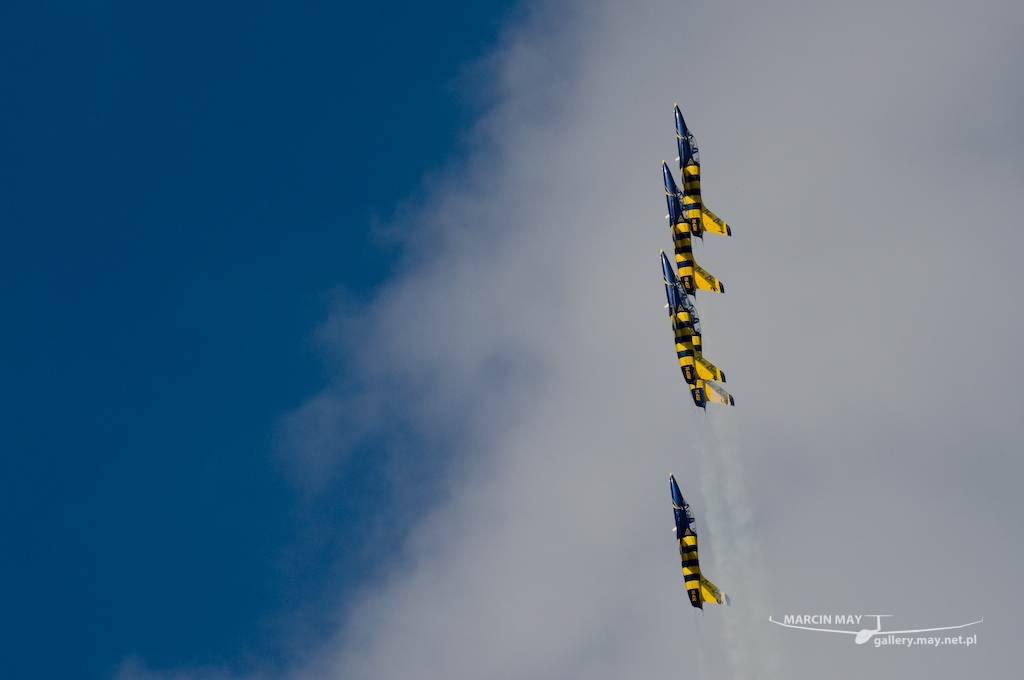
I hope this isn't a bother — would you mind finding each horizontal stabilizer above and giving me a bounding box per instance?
[701,207,731,237]
[696,356,725,382]
[700,576,730,606]
[693,263,725,294]
[704,381,735,406]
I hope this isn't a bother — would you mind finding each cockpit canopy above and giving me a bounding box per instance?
[675,105,700,167]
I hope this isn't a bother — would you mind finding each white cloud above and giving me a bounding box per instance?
[123,0,1024,678]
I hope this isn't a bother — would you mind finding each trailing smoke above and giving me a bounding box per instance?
[696,409,782,679]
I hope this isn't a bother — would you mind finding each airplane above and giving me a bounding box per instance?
[674,104,732,240]
[662,251,733,408]
[768,614,984,645]
[663,162,724,296]
[670,474,730,609]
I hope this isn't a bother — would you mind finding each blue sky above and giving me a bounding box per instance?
[6,2,1024,679]
[0,2,516,677]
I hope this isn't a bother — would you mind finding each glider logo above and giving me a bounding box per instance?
[768,614,983,646]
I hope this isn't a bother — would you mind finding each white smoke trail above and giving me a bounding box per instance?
[696,410,780,679]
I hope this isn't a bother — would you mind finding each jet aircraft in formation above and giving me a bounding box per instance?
[662,163,723,296]
[661,250,732,408]
[660,105,733,409]
[670,474,729,609]
[673,105,731,240]
[659,107,734,612]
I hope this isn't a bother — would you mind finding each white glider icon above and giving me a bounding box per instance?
[768,615,983,644]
